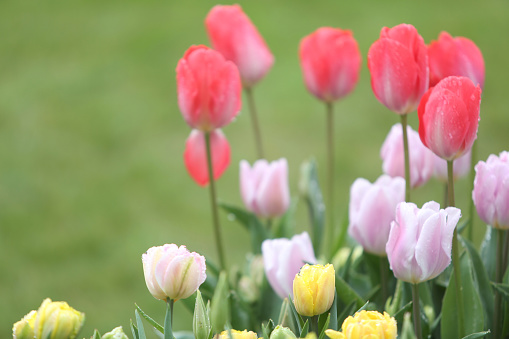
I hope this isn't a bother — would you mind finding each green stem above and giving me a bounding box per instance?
[169,298,174,327]
[326,102,335,257]
[443,182,449,207]
[504,230,509,276]
[467,141,477,241]
[205,131,226,270]
[266,218,273,231]
[380,256,388,305]
[412,283,423,339]
[400,114,411,202]
[245,87,265,159]
[311,315,319,335]
[448,160,465,338]
[494,228,505,339]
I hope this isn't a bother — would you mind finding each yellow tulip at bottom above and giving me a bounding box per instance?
[325,311,397,339]
[293,264,335,317]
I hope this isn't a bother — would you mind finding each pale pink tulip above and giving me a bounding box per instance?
[386,201,461,283]
[473,151,509,229]
[240,158,290,218]
[176,45,242,131]
[381,123,435,188]
[262,232,316,299]
[184,129,230,187]
[205,5,274,88]
[299,27,361,102]
[433,150,471,182]
[348,175,405,256]
[142,244,206,301]
[368,24,428,114]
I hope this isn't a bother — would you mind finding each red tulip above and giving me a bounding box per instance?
[428,31,485,89]
[299,27,361,102]
[205,5,274,88]
[418,76,481,160]
[176,45,242,132]
[183,129,230,186]
[368,24,429,114]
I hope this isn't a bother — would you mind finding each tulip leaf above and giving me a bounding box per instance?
[130,319,139,339]
[318,314,330,339]
[330,211,349,258]
[441,253,484,339]
[261,321,271,339]
[480,226,497,281]
[299,159,325,257]
[135,303,164,334]
[300,319,309,338]
[174,332,195,339]
[400,312,417,339]
[211,272,230,334]
[392,301,413,320]
[91,329,102,339]
[288,294,305,334]
[461,331,491,339]
[461,237,494,331]
[278,298,290,325]
[491,282,509,301]
[135,309,147,339]
[273,198,297,238]
[220,203,270,254]
[336,300,357,327]
[335,274,365,309]
[328,291,338,330]
[355,301,370,313]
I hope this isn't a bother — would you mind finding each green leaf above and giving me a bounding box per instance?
[273,199,297,238]
[330,211,349,258]
[491,282,509,301]
[392,301,413,320]
[400,312,417,339]
[336,301,356,328]
[135,303,164,334]
[441,253,484,339]
[335,274,365,309]
[262,320,275,339]
[299,319,309,338]
[220,203,270,254]
[174,332,195,339]
[318,314,330,339]
[299,159,325,257]
[328,291,338,330]
[90,329,101,339]
[461,331,491,339]
[130,319,139,339]
[461,237,495,331]
[288,295,304,334]
[135,309,147,339]
[355,301,370,313]
[480,226,497,281]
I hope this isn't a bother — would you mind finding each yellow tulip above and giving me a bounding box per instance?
[33,298,85,339]
[325,311,397,339]
[12,310,37,339]
[216,329,258,339]
[293,264,335,317]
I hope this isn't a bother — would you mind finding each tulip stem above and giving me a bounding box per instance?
[411,283,423,339]
[311,315,319,335]
[400,114,411,202]
[205,131,226,270]
[245,87,265,159]
[494,228,505,339]
[379,257,388,305]
[448,160,465,338]
[326,101,335,257]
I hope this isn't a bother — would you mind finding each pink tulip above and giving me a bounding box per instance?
[472,151,509,229]
[381,123,435,188]
[176,45,242,131]
[433,150,471,182]
[386,201,461,283]
[348,175,405,256]
[418,76,481,160]
[142,244,206,301]
[428,31,485,89]
[368,24,429,114]
[262,232,316,299]
[299,27,361,102]
[184,129,230,187]
[240,158,290,218]
[205,5,274,88]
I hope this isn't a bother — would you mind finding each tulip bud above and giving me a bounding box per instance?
[194,290,212,339]
[12,310,36,339]
[325,311,397,339]
[215,329,258,339]
[238,276,259,303]
[33,298,85,339]
[211,271,230,333]
[102,326,129,339]
[293,264,335,317]
[270,325,297,339]
[142,244,207,301]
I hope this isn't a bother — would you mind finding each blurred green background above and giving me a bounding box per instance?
[1,0,508,337]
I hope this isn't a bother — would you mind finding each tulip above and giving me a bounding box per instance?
[348,175,405,256]
[12,310,36,339]
[176,45,242,131]
[293,264,335,317]
[216,330,258,339]
[32,298,85,339]
[325,311,397,339]
[102,327,129,339]
[433,150,471,182]
[299,27,361,102]
[184,129,230,186]
[193,290,211,339]
[205,5,274,88]
[386,201,461,283]
[368,23,428,114]
[262,232,317,299]
[142,244,206,301]
[240,158,290,218]
[381,123,435,188]
[428,31,485,89]
[472,151,509,229]
[418,76,481,160]
[270,326,297,339]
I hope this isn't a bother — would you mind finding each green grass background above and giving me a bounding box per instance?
[1,0,508,337]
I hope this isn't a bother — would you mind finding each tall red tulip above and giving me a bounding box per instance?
[205,5,274,88]
[428,32,485,89]
[176,45,242,132]
[368,24,428,114]
[183,129,231,186]
[299,27,361,102]
[418,76,481,160]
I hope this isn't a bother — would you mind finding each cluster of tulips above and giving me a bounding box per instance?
[13,3,509,339]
